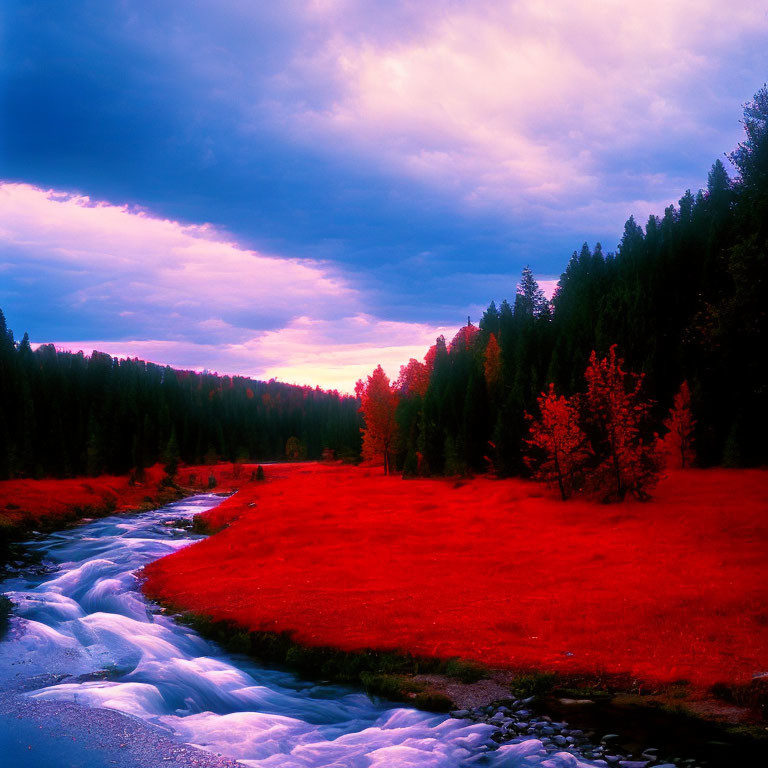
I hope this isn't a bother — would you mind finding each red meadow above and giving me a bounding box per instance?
[142,463,768,691]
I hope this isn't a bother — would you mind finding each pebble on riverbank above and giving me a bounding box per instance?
[450,698,708,768]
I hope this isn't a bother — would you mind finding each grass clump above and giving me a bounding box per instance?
[360,672,423,699]
[510,671,557,699]
[444,657,487,683]
[711,679,768,718]
[191,514,221,535]
[413,691,454,712]
[359,673,453,711]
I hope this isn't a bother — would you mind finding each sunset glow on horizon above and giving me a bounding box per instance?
[2,0,767,390]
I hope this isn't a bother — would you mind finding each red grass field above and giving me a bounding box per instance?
[0,463,254,537]
[141,464,768,690]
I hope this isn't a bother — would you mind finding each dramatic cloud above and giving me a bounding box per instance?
[1,182,451,391]
[0,182,353,343]
[2,1,766,386]
[278,0,767,215]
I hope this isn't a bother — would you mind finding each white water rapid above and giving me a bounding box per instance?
[0,495,596,767]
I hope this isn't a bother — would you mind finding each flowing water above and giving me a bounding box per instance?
[0,495,595,767]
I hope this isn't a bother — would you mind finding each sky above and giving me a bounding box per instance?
[1,0,766,392]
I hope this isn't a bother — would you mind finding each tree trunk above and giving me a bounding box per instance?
[554,451,567,501]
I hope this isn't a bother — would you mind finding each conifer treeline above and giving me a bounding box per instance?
[391,86,767,475]
[0,326,361,479]
[4,87,766,480]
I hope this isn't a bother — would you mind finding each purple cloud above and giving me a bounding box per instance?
[3,182,453,391]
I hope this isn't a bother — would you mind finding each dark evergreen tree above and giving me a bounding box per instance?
[515,266,548,318]
[0,322,362,478]
[3,86,765,479]
[382,85,767,475]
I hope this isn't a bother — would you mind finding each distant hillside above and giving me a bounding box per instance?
[0,324,361,479]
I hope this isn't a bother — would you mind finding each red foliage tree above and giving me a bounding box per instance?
[483,333,502,389]
[663,380,696,469]
[355,365,399,475]
[449,322,480,353]
[525,384,591,500]
[584,346,664,501]
[395,358,430,398]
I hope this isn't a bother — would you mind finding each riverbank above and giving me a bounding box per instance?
[153,605,767,765]
[1,494,509,768]
[0,462,263,547]
[141,463,768,736]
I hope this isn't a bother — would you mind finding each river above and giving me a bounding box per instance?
[0,494,600,767]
